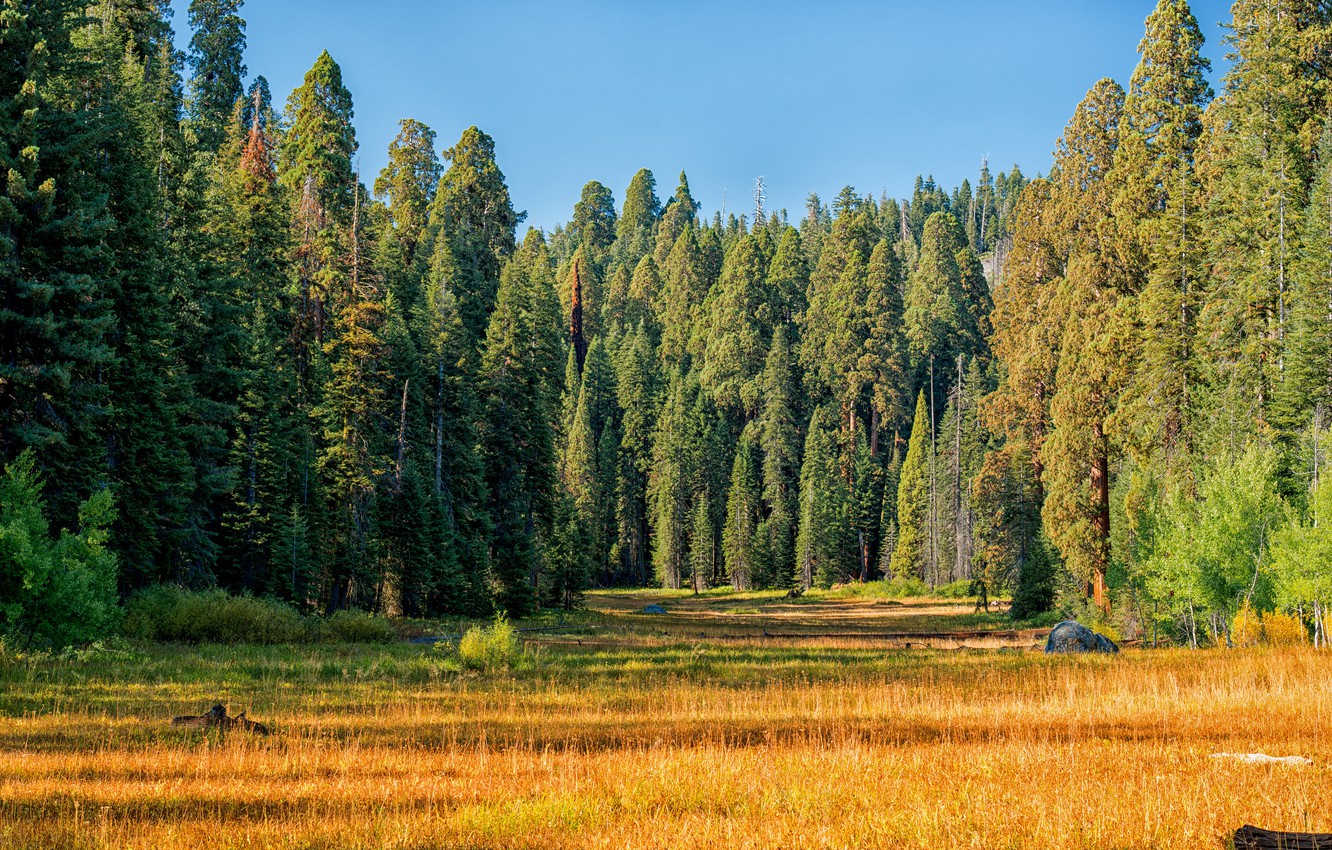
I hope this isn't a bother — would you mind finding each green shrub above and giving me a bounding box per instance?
[321,609,396,643]
[0,450,119,649]
[122,586,308,644]
[825,576,928,599]
[934,579,975,599]
[456,615,522,672]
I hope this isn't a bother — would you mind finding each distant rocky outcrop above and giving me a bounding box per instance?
[1044,621,1119,654]
[172,703,270,735]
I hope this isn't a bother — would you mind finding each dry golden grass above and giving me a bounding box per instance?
[2,604,1330,849]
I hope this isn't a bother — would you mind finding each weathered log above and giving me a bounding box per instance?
[1234,825,1332,850]
[171,703,270,735]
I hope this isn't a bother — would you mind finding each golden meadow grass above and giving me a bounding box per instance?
[2,595,1330,849]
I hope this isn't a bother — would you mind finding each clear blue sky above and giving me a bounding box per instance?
[168,0,1235,231]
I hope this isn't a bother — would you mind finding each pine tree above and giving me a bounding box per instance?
[1280,119,1332,430]
[759,326,800,588]
[795,406,850,589]
[1112,0,1212,473]
[477,232,563,615]
[0,0,115,529]
[1041,79,1128,613]
[85,5,201,587]
[315,184,389,611]
[862,238,910,452]
[563,337,618,581]
[893,392,932,582]
[420,238,490,615]
[904,212,976,395]
[802,209,875,432]
[657,227,708,369]
[723,427,762,589]
[1197,0,1331,442]
[688,493,714,593]
[279,50,358,393]
[208,94,300,595]
[649,372,700,588]
[984,178,1062,490]
[571,180,617,257]
[375,119,442,263]
[614,326,659,585]
[617,168,660,267]
[654,171,698,266]
[848,429,882,581]
[767,227,810,325]
[186,0,247,153]
[623,255,660,337]
[429,126,522,342]
[698,233,774,418]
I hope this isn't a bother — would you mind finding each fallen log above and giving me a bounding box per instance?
[171,703,270,735]
[1234,825,1332,850]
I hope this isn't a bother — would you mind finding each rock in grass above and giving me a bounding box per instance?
[641,604,668,615]
[1044,620,1119,654]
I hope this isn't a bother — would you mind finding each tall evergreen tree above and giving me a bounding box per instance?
[1197,0,1331,442]
[571,180,617,257]
[617,167,660,267]
[1112,0,1212,475]
[795,406,850,588]
[657,226,708,369]
[613,326,659,584]
[0,0,115,529]
[563,337,618,581]
[698,233,774,418]
[893,392,932,582]
[759,327,801,588]
[1279,119,1332,431]
[429,126,522,341]
[722,427,762,590]
[375,119,442,263]
[1041,79,1128,612]
[476,234,562,614]
[186,0,247,153]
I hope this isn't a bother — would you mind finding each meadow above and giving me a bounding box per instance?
[1,591,1330,850]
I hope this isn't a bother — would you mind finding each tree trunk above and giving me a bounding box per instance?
[1091,422,1111,613]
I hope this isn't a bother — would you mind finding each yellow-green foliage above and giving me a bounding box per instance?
[1262,611,1308,647]
[320,609,397,643]
[456,614,522,671]
[122,586,309,644]
[122,587,399,645]
[1231,604,1308,647]
[1232,603,1263,647]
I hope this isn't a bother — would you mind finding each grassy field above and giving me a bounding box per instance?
[2,590,1330,849]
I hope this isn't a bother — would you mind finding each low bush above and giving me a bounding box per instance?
[934,579,976,599]
[1261,611,1308,646]
[826,576,930,599]
[1231,603,1263,647]
[456,615,522,672]
[122,586,308,644]
[321,609,397,643]
[123,587,400,645]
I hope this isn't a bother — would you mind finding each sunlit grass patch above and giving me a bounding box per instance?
[3,605,1331,849]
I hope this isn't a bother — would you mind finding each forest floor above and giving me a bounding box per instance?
[2,590,1330,849]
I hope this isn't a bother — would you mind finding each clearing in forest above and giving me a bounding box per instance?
[1,591,1329,850]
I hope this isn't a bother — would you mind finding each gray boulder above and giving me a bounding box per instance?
[1044,620,1119,654]
[641,604,668,615]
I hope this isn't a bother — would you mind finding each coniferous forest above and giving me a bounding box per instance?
[3,0,1332,648]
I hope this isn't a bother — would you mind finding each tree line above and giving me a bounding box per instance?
[2,0,1330,647]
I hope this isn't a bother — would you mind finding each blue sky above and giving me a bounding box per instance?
[168,0,1236,232]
